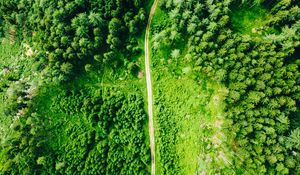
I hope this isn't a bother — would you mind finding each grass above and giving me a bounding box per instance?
[0,38,20,67]
[230,5,277,36]
[150,6,235,175]
[154,76,206,174]
[153,72,234,174]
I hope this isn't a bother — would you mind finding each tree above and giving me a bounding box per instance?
[108,18,122,36]
[84,64,92,72]
[88,12,102,27]
[169,30,180,42]
[171,49,180,59]
[286,128,300,150]
[75,26,88,37]
[187,23,197,34]
[60,62,73,74]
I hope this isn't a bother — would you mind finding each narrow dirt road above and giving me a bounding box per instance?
[145,0,158,175]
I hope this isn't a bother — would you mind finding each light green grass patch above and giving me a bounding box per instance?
[151,7,169,31]
[230,5,276,36]
[0,38,20,67]
[154,70,234,174]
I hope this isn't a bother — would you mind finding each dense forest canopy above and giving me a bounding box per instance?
[0,0,146,82]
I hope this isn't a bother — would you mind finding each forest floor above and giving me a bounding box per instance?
[144,0,159,174]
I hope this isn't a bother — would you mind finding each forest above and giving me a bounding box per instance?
[0,0,150,174]
[0,0,146,82]
[0,0,300,174]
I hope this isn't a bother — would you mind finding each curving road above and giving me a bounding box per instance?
[144,0,158,175]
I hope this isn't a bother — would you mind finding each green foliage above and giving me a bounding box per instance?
[0,87,150,174]
[151,5,232,174]
[286,128,300,150]
[1,0,300,174]
[0,39,20,67]
[0,0,150,174]
[154,0,300,174]
[0,0,147,82]
[0,112,54,174]
[230,5,275,35]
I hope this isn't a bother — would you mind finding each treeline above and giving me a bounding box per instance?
[156,0,300,174]
[0,87,150,174]
[0,0,146,82]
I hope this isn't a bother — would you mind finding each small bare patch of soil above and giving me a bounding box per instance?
[24,44,34,57]
[138,71,144,79]
[214,120,223,129]
[9,28,16,45]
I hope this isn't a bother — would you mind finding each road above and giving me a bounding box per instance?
[144,0,158,175]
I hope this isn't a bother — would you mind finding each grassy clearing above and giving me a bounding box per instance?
[230,5,276,36]
[150,6,234,174]
[153,68,234,174]
[154,76,206,174]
